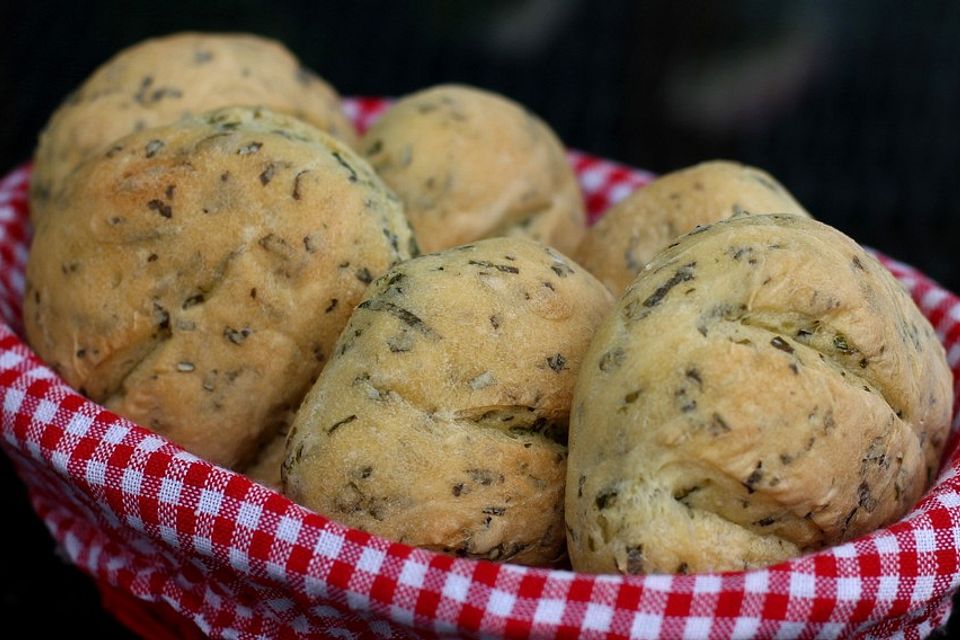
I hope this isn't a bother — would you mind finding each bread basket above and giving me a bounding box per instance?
[1,98,958,639]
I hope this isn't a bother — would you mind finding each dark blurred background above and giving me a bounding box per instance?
[1,1,958,637]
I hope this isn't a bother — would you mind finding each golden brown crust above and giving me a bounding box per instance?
[361,85,586,255]
[567,214,952,575]
[31,32,357,221]
[576,161,810,295]
[283,238,613,566]
[24,106,415,470]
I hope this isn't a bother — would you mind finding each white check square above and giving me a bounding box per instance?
[35,399,59,424]
[229,547,249,572]
[731,617,761,637]
[51,450,69,473]
[346,590,370,610]
[583,602,613,631]
[694,574,723,594]
[580,168,607,191]
[774,621,806,639]
[356,547,385,575]
[159,478,182,504]
[137,435,166,453]
[873,534,900,554]
[744,571,769,593]
[311,604,342,619]
[65,413,93,436]
[938,491,960,508]
[314,530,343,560]
[192,535,212,555]
[441,572,471,602]
[102,423,127,444]
[485,589,516,617]
[948,344,960,368]
[788,572,816,598]
[304,575,329,598]
[158,524,178,545]
[197,489,222,515]
[0,351,23,371]
[922,288,948,311]
[236,502,262,529]
[398,561,428,588]
[276,515,302,544]
[389,604,414,627]
[683,616,713,638]
[878,575,900,598]
[912,575,935,601]
[2,388,24,414]
[630,612,663,639]
[913,529,937,553]
[85,460,106,486]
[836,577,862,600]
[609,183,633,204]
[121,467,143,494]
[265,561,288,581]
[644,574,675,592]
[533,598,565,625]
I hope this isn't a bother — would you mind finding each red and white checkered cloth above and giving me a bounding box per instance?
[1,98,959,639]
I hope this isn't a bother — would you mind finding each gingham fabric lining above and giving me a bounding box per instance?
[0,98,958,639]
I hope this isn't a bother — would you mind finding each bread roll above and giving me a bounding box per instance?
[576,161,809,295]
[31,32,356,221]
[361,85,586,254]
[283,237,613,565]
[567,214,951,574]
[24,106,415,470]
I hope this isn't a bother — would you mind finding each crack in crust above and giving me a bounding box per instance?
[98,247,246,404]
[734,313,907,422]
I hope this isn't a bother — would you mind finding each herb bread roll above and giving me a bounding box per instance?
[24,106,415,470]
[31,32,356,221]
[283,238,613,565]
[567,214,951,575]
[361,85,586,255]
[576,161,810,295]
